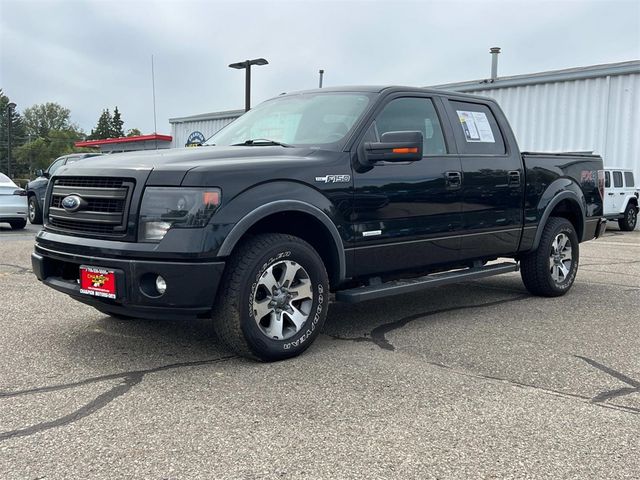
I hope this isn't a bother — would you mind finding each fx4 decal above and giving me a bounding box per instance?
[315,175,351,184]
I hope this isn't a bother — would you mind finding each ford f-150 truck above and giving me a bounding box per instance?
[32,86,607,361]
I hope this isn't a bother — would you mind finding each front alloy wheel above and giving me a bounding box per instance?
[213,233,329,361]
[252,260,314,340]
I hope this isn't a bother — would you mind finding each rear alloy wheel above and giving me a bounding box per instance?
[28,196,43,224]
[520,217,579,297]
[618,203,638,231]
[213,233,329,361]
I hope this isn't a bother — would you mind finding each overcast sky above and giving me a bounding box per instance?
[1,0,639,136]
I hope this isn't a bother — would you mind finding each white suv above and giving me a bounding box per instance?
[604,168,639,231]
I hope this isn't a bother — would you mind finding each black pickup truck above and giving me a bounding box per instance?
[32,86,607,361]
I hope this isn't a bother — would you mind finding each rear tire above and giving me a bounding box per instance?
[618,203,638,231]
[520,217,579,297]
[213,233,329,361]
[9,219,27,230]
[28,196,43,224]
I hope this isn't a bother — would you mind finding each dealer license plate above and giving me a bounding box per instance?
[79,266,117,299]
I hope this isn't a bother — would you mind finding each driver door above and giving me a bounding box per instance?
[351,95,463,277]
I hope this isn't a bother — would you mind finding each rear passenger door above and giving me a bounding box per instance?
[445,99,524,260]
[611,170,624,212]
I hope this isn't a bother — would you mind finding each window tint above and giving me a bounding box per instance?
[374,97,447,155]
[605,171,611,188]
[624,171,635,187]
[47,159,65,175]
[613,171,623,188]
[449,100,505,155]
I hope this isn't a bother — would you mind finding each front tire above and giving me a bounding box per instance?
[28,196,43,224]
[520,217,579,297]
[213,233,329,361]
[618,203,638,231]
[9,219,27,230]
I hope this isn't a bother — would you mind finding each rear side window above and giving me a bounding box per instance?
[624,171,635,187]
[613,171,623,188]
[605,171,611,188]
[449,101,505,155]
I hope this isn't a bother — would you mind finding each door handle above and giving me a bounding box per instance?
[445,171,462,189]
[508,170,521,187]
[608,193,615,196]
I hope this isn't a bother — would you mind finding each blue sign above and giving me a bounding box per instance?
[186,131,205,147]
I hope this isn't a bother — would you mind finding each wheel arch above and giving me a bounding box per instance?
[218,200,346,286]
[532,191,586,250]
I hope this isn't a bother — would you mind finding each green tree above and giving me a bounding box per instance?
[23,102,72,138]
[126,128,142,137]
[88,109,113,140]
[111,106,124,138]
[0,89,27,177]
[14,129,88,176]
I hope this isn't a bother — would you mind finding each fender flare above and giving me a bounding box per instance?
[218,200,347,282]
[532,191,586,250]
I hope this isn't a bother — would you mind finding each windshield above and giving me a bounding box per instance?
[205,92,373,148]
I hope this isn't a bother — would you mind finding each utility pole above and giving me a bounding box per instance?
[228,58,269,112]
[6,102,16,178]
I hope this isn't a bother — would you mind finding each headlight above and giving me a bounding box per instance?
[138,187,221,242]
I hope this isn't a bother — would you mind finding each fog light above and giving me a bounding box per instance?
[155,275,167,295]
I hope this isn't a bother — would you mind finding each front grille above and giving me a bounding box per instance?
[55,177,124,189]
[47,176,135,238]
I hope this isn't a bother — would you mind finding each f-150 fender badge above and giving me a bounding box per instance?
[315,175,351,183]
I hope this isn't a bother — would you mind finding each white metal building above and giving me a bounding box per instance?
[433,60,640,178]
[168,60,639,178]
[169,109,243,148]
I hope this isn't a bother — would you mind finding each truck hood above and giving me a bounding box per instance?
[55,145,324,185]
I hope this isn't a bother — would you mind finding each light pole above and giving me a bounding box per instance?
[228,58,268,112]
[6,102,16,178]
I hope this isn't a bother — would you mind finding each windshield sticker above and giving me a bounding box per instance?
[457,110,495,143]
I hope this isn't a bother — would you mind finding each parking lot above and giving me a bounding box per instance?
[0,224,638,479]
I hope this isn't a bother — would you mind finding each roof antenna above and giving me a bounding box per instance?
[318,69,324,88]
[151,54,158,148]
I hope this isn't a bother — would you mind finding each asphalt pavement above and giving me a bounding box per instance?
[0,224,638,479]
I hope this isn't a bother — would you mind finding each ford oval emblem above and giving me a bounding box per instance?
[61,195,83,212]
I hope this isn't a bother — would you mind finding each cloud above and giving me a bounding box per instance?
[1,0,638,135]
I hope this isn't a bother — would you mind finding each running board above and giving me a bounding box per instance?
[335,262,519,304]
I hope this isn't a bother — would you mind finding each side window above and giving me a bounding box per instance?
[613,171,623,188]
[374,97,447,155]
[47,158,65,175]
[624,171,635,188]
[605,171,611,188]
[449,100,506,155]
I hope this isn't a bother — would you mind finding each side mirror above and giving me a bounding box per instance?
[364,131,423,164]
[36,169,47,178]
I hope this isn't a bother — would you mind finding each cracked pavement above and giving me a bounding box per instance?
[0,223,639,479]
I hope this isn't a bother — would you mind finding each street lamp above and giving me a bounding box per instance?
[6,102,16,178]
[228,58,268,112]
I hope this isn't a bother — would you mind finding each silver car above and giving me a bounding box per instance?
[0,172,28,230]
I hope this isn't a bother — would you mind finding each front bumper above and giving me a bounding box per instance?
[32,245,225,320]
